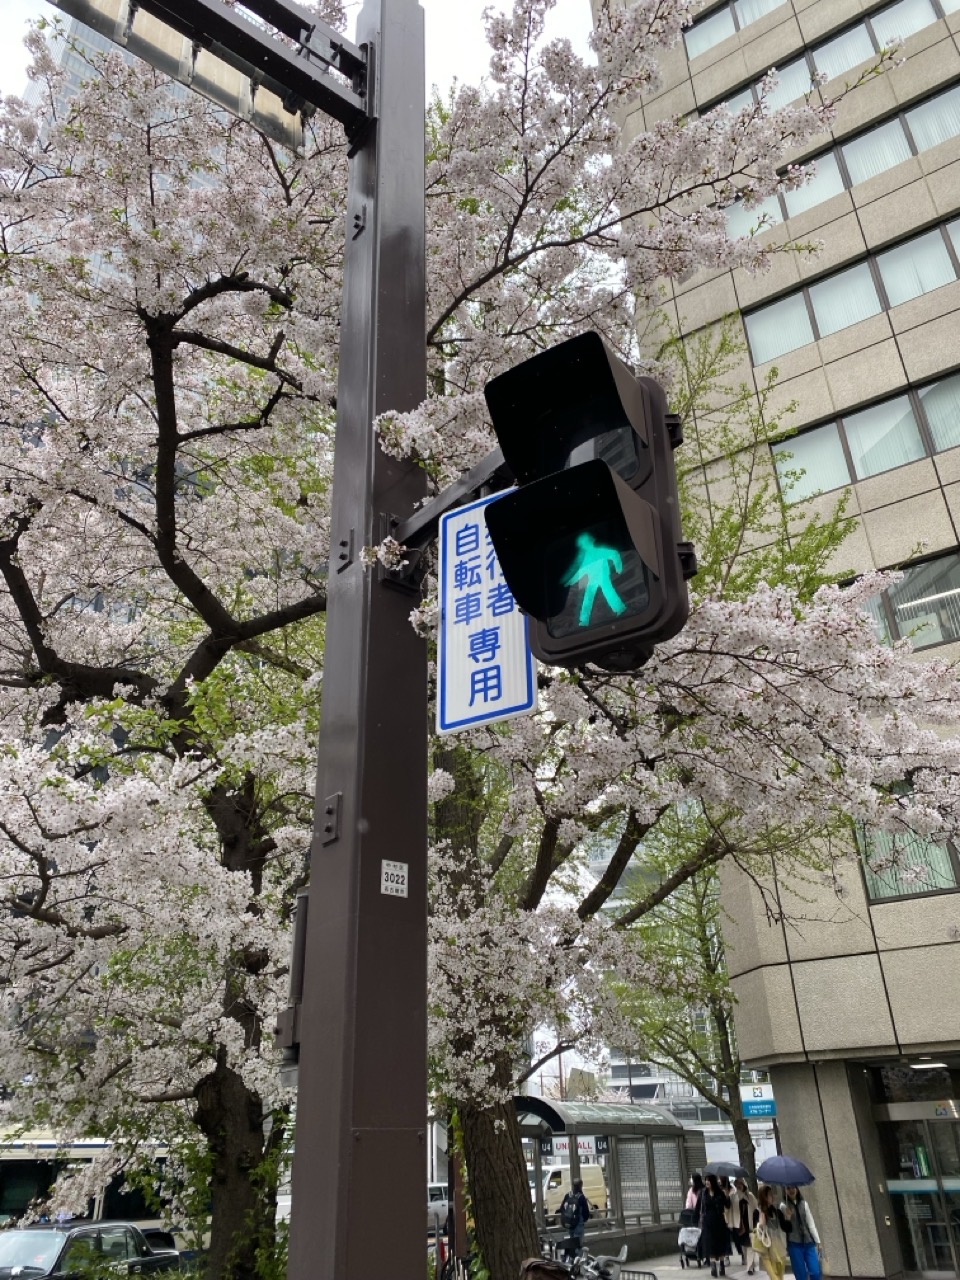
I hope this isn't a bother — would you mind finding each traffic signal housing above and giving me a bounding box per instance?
[483,332,696,671]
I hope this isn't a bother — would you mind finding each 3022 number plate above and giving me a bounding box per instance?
[380,859,409,898]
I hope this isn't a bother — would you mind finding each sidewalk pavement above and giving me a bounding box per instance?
[626,1253,766,1280]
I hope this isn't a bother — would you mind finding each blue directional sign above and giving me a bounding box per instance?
[743,1099,777,1117]
[437,493,537,736]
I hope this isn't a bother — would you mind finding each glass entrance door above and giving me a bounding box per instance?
[931,1125,960,1272]
[882,1120,960,1277]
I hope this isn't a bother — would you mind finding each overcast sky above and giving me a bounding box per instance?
[0,0,594,100]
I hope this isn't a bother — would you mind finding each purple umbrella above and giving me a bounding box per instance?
[756,1155,815,1186]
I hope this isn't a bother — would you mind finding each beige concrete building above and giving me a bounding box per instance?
[625,1,960,1277]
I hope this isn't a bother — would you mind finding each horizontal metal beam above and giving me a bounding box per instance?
[235,0,365,78]
[393,447,513,551]
[48,0,369,140]
[138,0,368,129]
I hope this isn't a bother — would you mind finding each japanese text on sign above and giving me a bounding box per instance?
[437,494,537,735]
[381,860,409,898]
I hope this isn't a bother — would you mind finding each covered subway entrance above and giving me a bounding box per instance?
[877,1100,960,1278]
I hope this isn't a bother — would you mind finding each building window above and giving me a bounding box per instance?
[906,83,960,149]
[858,825,960,900]
[876,229,957,307]
[765,58,813,110]
[724,194,782,238]
[685,5,738,58]
[865,550,960,650]
[808,262,882,336]
[683,0,786,60]
[744,293,813,364]
[842,396,925,479]
[772,371,960,500]
[710,0,956,114]
[842,118,912,185]
[772,424,849,502]
[870,0,939,45]
[814,26,876,81]
[725,79,960,239]
[743,218,960,365]
[782,152,845,218]
[919,376,960,452]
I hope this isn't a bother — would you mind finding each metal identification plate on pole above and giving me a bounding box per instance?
[380,859,409,898]
[437,493,537,735]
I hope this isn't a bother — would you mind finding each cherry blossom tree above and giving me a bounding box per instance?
[0,1,930,1278]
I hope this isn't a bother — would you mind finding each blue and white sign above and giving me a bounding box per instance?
[740,1083,777,1118]
[437,493,537,736]
[743,1099,777,1117]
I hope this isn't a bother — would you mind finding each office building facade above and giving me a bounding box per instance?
[623,1,960,1276]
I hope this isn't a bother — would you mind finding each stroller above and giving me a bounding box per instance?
[678,1207,702,1268]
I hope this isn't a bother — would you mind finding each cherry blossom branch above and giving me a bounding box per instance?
[515,1039,578,1087]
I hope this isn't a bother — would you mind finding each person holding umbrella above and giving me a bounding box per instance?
[780,1185,822,1280]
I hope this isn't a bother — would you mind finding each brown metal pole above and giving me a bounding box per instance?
[286,1,427,1277]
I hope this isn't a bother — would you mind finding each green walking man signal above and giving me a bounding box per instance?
[481,332,696,671]
[564,534,627,627]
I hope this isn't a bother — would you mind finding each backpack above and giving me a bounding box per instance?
[560,1192,579,1229]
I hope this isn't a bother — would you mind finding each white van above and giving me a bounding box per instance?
[539,1164,608,1221]
[427,1182,449,1234]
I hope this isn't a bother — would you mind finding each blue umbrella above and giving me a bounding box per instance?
[756,1155,815,1186]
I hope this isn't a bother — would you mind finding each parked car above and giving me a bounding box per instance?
[0,1221,180,1278]
[427,1183,449,1235]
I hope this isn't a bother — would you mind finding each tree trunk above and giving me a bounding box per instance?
[460,1092,540,1280]
[194,1055,271,1280]
[729,1102,757,1183]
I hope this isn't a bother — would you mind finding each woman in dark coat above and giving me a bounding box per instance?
[699,1173,732,1277]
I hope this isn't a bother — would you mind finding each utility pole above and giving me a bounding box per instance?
[48,0,428,1274]
[284,2,428,1278]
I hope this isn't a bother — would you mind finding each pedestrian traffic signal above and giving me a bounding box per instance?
[482,332,696,671]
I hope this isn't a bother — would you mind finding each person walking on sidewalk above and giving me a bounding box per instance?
[753,1185,788,1280]
[733,1178,759,1273]
[559,1178,591,1263]
[687,1173,705,1211]
[700,1173,731,1278]
[687,1173,706,1266]
[780,1185,822,1280]
[722,1177,744,1265]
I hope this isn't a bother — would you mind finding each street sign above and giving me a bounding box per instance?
[437,494,537,735]
[743,1100,777,1117]
[740,1083,777,1117]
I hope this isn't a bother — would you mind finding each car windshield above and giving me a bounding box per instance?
[0,1231,66,1271]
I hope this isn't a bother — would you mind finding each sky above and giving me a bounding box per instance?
[0,0,594,100]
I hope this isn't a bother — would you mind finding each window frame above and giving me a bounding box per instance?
[724,76,960,238]
[858,547,960,654]
[683,0,788,60]
[99,1226,136,1262]
[856,815,960,904]
[771,369,960,500]
[706,0,956,116]
[744,219,960,365]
